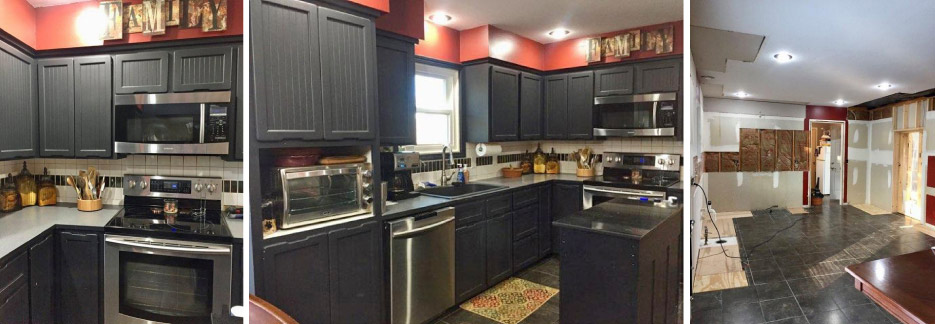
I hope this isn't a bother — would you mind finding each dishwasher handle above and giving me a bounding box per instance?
[391,216,455,239]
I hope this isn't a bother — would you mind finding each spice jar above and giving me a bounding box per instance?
[1,174,21,213]
[38,168,57,206]
[533,143,546,174]
[15,162,37,207]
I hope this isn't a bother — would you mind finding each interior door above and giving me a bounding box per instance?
[896,131,923,218]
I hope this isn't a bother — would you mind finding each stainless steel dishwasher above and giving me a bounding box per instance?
[388,207,455,324]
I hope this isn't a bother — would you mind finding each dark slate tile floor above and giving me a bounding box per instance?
[691,201,935,324]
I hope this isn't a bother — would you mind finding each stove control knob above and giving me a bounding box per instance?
[668,160,675,166]
[657,159,664,165]
[128,180,136,189]
[207,184,217,193]
[614,157,621,162]
[139,181,148,189]
[194,184,204,192]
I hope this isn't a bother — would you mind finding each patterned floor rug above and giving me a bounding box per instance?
[460,277,558,324]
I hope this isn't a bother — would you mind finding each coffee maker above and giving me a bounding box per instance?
[380,152,420,201]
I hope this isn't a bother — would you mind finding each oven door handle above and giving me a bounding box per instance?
[105,237,231,254]
[583,186,665,197]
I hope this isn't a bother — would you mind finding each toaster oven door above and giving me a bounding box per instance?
[279,165,371,228]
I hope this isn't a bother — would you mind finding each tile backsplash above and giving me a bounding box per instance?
[0,156,243,207]
[409,137,683,185]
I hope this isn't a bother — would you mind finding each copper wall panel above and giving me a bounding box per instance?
[704,152,720,172]
[776,130,793,171]
[739,128,759,172]
[793,130,810,171]
[720,152,740,172]
[759,129,776,171]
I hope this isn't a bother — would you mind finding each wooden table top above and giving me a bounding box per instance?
[845,249,935,324]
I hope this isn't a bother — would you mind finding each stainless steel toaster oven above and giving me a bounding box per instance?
[271,163,374,229]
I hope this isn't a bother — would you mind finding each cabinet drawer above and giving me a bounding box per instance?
[0,251,27,300]
[512,205,538,241]
[455,200,486,226]
[486,195,512,217]
[0,279,28,323]
[512,187,538,208]
[512,235,539,271]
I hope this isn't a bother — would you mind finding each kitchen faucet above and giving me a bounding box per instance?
[440,145,457,186]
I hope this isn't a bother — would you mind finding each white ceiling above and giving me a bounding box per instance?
[424,0,683,44]
[26,0,88,8]
[691,0,935,106]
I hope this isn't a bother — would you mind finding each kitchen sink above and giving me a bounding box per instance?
[419,183,507,199]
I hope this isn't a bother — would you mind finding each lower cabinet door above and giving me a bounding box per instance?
[485,212,513,285]
[262,231,330,324]
[328,221,381,324]
[57,231,101,324]
[455,221,487,303]
[538,185,552,257]
[0,280,29,323]
[512,235,539,271]
[30,234,54,323]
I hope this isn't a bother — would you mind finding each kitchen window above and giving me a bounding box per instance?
[410,63,460,154]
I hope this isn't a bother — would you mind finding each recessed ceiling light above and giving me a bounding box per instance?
[700,75,715,81]
[832,99,847,106]
[876,83,893,90]
[428,13,452,25]
[772,52,794,63]
[733,91,750,98]
[547,28,571,39]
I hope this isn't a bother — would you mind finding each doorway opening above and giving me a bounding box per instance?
[809,121,846,205]
[893,130,923,218]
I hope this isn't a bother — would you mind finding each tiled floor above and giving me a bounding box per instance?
[691,201,935,324]
[433,257,561,324]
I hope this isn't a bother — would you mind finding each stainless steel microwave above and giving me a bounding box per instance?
[271,163,374,229]
[114,91,231,155]
[593,92,678,137]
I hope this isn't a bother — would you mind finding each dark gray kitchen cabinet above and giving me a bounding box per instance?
[114,51,169,94]
[537,185,552,257]
[594,65,634,96]
[543,75,568,139]
[262,231,330,324]
[233,44,243,160]
[567,71,594,139]
[0,40,39,161]
[327,221,381,324]
[519,72,543,140]
[512,234,538,271]
[251,0,323,141]
[635,59,680,93]
[485,212,513,285]
[551,183,582,255]
[0,251,29,324]
[455,220,487,304]
[37,58,76,157]
[319,7,377,140]
[29,234,54,324]
[57,231,101,324]
[171,46,233,92]
[376,32,416,145]
[74,56,113,158]
[464,64,520,142]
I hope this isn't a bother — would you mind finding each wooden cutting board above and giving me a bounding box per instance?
[318,155,366,165]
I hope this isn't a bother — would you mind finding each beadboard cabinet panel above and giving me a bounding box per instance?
[74,56,113,158]
[113,51,169,94]
[172,46,233,92]
[37,58,76,157]
[319,7,377,140]
[0,41,38,160]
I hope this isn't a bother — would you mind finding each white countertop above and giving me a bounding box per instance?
[0,206,121,260]
[223,216,243,239]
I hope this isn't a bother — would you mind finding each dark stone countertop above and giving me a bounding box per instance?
[552,198,682,240]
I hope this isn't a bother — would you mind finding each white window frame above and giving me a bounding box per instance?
[407,63,460,154]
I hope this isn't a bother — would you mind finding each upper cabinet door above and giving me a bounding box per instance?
[376,33,416,146]
[172,46,233,92]
[0,41,38,160]
[251,0,323,141]
[74,56,113,158]
[566,71,594,140]
[543,75,568,139]
[519,72,543,140]
[38,58,76,157]
[113,51,169,94]
[594,65,634,96]
[489,66,520,141]
[635,59,681,93]
[319,7,377,140]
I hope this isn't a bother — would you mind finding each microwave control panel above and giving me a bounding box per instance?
[205,105,228,143]
[657,102,677,128]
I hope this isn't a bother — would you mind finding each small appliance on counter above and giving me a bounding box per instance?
[264,163,373,230]
[583,153,681,209]
[380,152,420,201]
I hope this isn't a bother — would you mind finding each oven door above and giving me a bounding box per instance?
[113,92,230,155]
[278,163,373,229]
[593,92,678,137]
[582,185,666,209]
[104,235,232,324]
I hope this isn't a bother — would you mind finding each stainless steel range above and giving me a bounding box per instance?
[583,153,681,209]
[104,175,233,323]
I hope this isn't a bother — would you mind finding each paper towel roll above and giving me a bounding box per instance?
[475,143,502,156]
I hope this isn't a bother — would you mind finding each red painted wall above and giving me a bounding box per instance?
[544,21,684,70]
[349,0,390,13]
[415,21,459,63]
[487,25,544,70]
[803,105,849,205]
[34,0,242,50]
[0,0,37,49]
[375,0,423,40]
[459,25,489,62]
